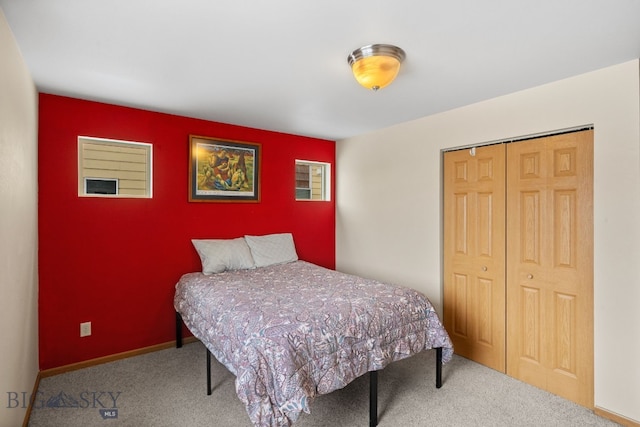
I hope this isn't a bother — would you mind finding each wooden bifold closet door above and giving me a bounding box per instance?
[505,130,594,408]
[443,143,506,372]
[443,130,594,408]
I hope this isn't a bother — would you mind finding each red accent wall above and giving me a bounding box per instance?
[38,94,335,370]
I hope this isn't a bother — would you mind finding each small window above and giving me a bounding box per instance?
[295,160,330,201]
[78,136,153,198]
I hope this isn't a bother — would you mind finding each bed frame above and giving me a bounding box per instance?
[176,312,443,427]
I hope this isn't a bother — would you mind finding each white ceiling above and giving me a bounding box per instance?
[2,0,640,141]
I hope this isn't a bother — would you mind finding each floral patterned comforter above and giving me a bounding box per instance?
[174,261,453,427]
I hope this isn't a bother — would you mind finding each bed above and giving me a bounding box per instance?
[174,233,453,427]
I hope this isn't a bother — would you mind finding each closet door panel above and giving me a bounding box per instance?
[444,144,506,372]
[506,130,593,408]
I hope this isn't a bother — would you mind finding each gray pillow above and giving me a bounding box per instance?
[192,238,256,274]
[244,233,298,268]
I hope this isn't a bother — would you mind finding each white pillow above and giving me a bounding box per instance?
[192,238,256,274]
[244,233,298,268]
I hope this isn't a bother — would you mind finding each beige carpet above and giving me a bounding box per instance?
[28,341,619,426]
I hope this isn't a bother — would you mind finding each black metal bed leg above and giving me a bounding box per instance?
[436,347,443,389]
[175,312,183,348]
[206,348,212,395]
[369,371,378,427]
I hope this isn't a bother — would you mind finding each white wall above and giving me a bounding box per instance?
[336,60,640,423]
[0,10,39,427]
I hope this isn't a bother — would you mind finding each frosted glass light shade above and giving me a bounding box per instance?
[348,44,406,91]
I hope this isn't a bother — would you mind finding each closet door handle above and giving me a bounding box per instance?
[527,274,533,279]
[482,266,487,271]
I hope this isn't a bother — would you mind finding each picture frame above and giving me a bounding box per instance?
[188,135,261,202]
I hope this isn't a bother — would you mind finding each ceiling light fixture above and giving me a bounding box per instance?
[347,44,406,91]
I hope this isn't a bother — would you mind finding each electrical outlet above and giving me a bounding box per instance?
[80,322,91,337]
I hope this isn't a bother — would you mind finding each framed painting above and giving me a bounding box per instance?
[188,135,261,202]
